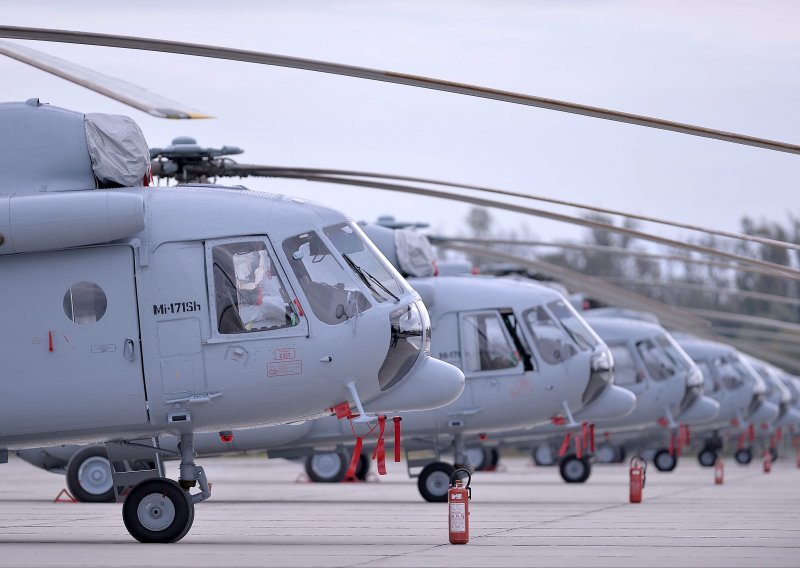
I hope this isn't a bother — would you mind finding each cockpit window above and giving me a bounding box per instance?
[636,334,688,380]
[696,361,719,393]
[461,311,520,373]
[323,222,405,303]
[547,299,599,350]
[710,354,750,390]
[608,343,640,385]
[282,231,370,325]
[212,241,299,334]
[523,305,577,365]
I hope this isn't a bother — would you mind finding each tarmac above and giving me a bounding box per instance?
[1,452,798,567]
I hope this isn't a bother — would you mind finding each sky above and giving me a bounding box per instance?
[1,0,798,245]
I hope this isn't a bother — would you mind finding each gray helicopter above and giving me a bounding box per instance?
[0,100,466,543]
[3,26,800,544]
[18,224,636,503]
[473,314,718,481]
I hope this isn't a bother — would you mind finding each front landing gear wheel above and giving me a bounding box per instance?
[697,447,717,468]
[769,447,779,462]
[305,452,348,483]
[66,445,114,503]
[417,462,455,502]
[653,449,678,472]
[735,448,753,465]
[122,479,194,543]
[559,454,591,483]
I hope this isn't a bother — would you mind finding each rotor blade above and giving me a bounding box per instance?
[261,171,800,280]
[239,166,800,252]
[1,26,798,155]
[601,277,800,308]
[721,340,800,374]
[435,241,709,332]
[712,326,800,347]
[426,236,797,280]
[687,309,800,333]
[0,39,212,119]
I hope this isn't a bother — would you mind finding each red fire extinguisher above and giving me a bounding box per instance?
[448,468,472,545]
[763,450,772,473]
[714,457,724,485]
[629,456,646,504]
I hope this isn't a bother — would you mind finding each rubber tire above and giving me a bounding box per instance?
[354,454,370,481]
[653,449,678,472]
[417,462,455,503]
[769,447,778,462]
[65,446,115,503]
[122,479,194,544]
[304,451,348,483]
[735,448,753,465]
[594,444,618,464]
[533,444,557,466]
[697,447,718,468]
[559,454,591,483]
[489,447,500,467]
[465,447,490,471]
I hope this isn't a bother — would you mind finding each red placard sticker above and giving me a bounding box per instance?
[274,347,296,361]
[268,360,302,377]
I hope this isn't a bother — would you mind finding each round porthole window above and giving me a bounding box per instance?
[64,282,107,325]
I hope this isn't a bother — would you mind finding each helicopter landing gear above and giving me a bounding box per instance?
[768,447,779,462]
[697,446,718,468]
[417,461,454,502]
[464,446,493,471]
[66,445,115,503]
[653,449,678,472]
[533,443,558,466]
[123,478,194,543]
[559,453,591,483]
[304,450,348,483]
[119,432,211,543]
[735,447,753,465]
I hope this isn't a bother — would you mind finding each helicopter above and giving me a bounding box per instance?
[457,312,719,482]
[17,223,637,503]
[0,99,467,543]
[2,25,799,542]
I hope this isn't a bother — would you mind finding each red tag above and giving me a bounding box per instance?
[558,432,571,458]
[393,416,402,463]
[345,437,363,479]
[333,402,352,419]
[293,298,304,317]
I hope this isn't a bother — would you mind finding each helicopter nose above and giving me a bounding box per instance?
[573,384,636,421]
[363,355,465,415]
[776,405,800,428]
[677,395,720,425]
[749,400,780,425]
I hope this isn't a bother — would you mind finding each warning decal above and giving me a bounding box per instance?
[449,502,466,532]
[268,360,302,377]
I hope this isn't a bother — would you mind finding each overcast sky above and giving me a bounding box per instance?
[1,1,798,244]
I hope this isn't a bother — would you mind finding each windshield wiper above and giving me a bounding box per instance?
[343,254,400,302]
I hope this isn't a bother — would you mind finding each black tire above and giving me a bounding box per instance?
[489,448,500,467]
[304,451,348,483]
[697,447,717,468]
[65,446,115,503]
[417,462,455,502]
[465,447,490,471]
[769,447,778,462]
[559,454,591,483]
[122,479,194,544]
[532,444,557,466]
[735,448,753,465]
[354,454,370,481]
[653,449,678,472]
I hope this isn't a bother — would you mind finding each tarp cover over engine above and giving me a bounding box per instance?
[0,99,149,195]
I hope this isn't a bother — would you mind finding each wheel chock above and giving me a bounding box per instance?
[54,488,77,503]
